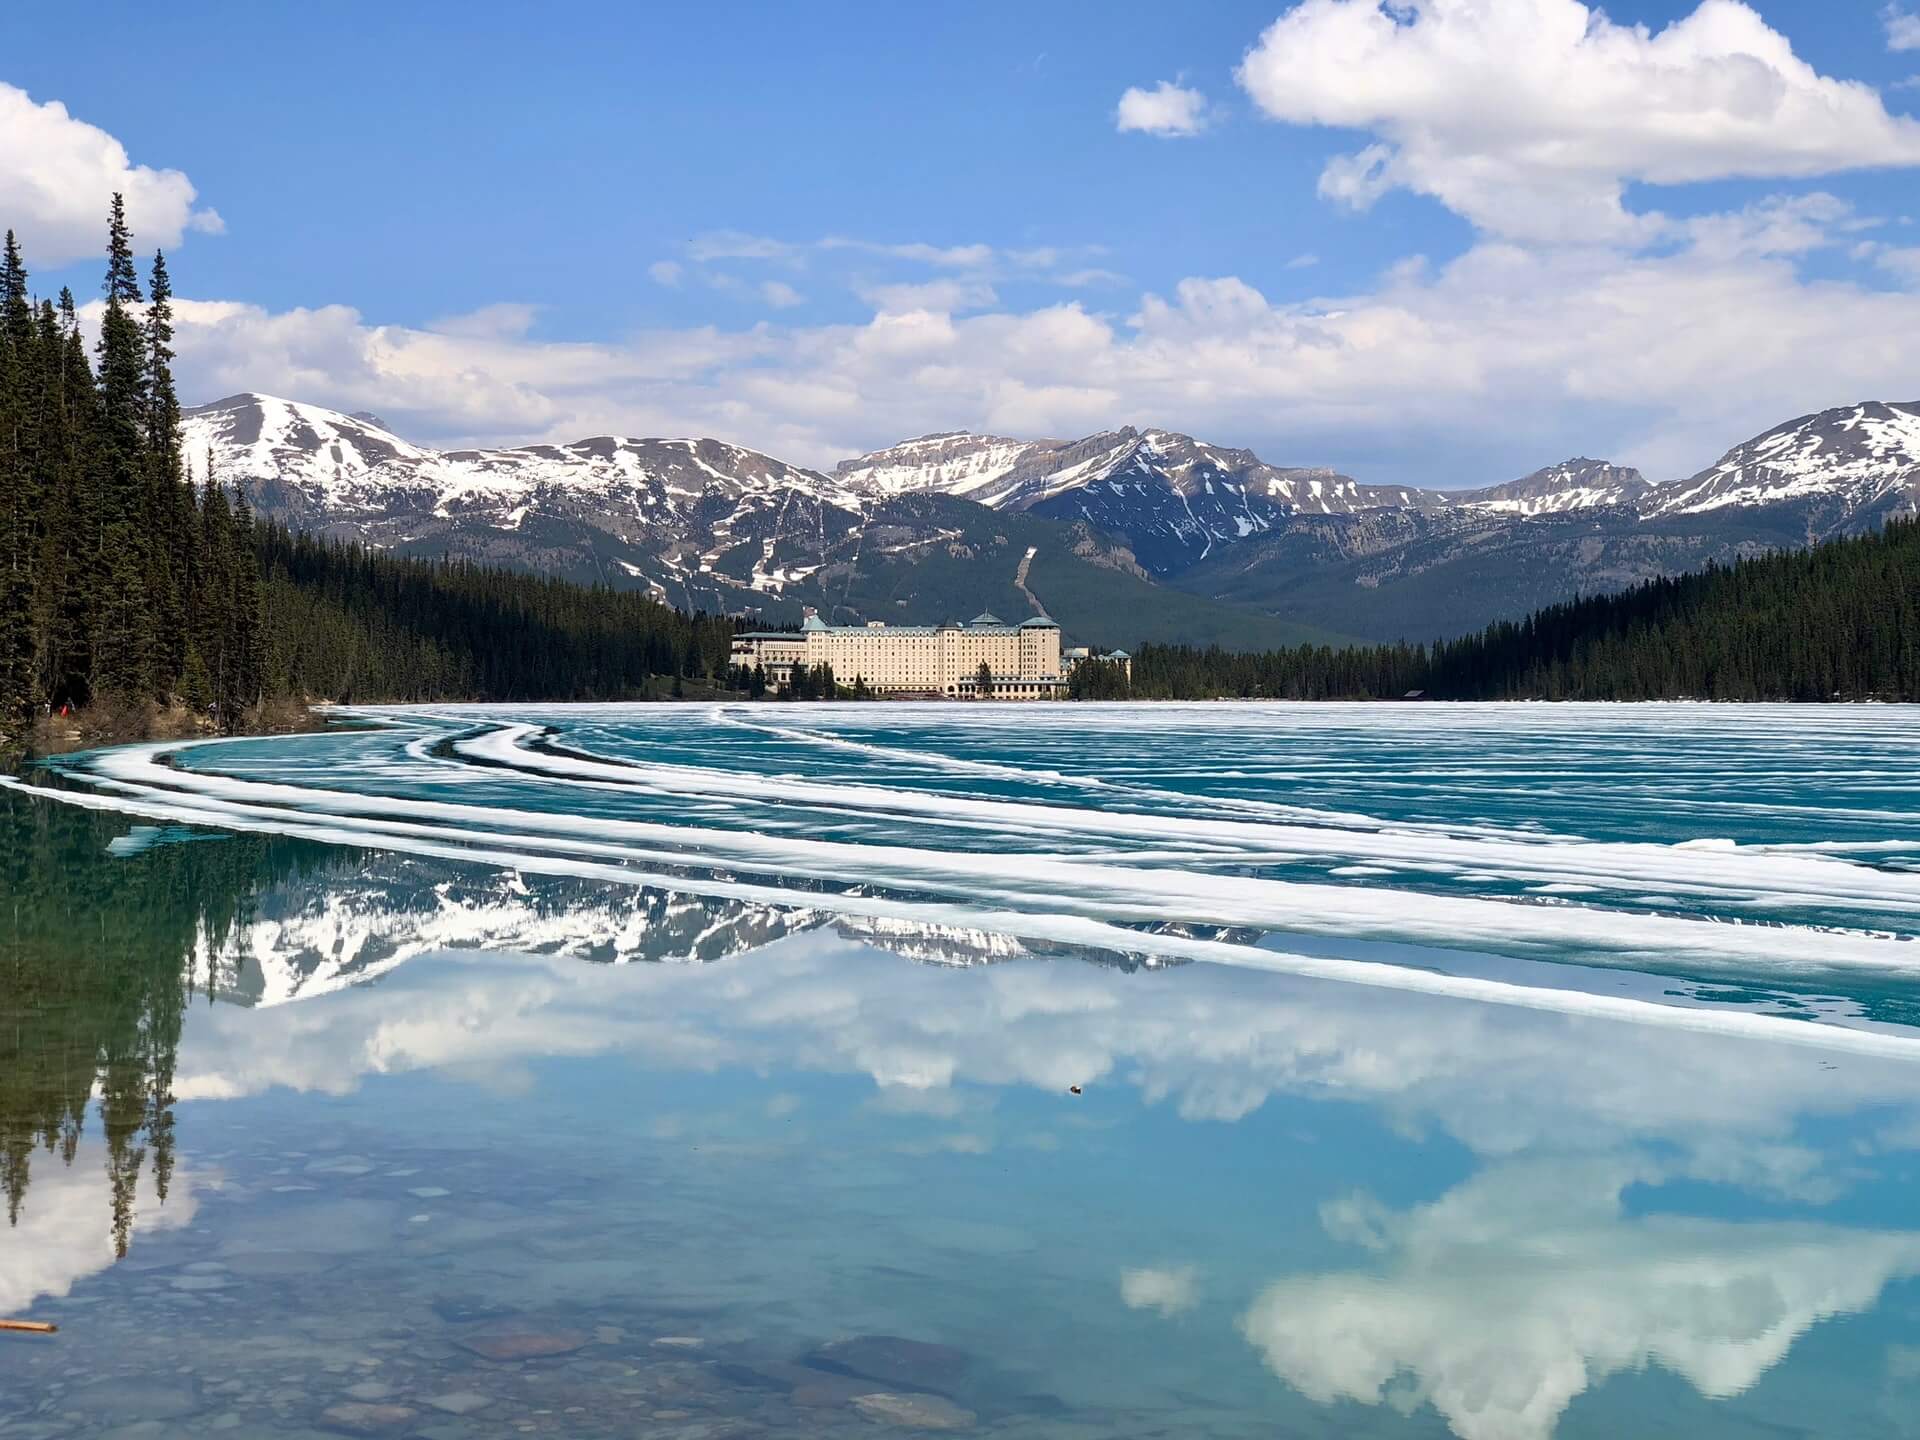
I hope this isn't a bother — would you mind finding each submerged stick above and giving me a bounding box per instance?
[0,1320,57,1335]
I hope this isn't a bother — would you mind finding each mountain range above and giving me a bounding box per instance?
[182,393,1920,646]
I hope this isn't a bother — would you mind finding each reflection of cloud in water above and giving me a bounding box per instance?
[0,1142,201,1314]
[174,932,1920,1177]
[1121,1265,1199,1318]
[1240,1157,1920,1440]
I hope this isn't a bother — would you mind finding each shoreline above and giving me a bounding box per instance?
[15,689,1909,764]
[12,695,328,761]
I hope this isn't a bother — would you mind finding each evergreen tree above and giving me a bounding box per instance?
[0,232,32,736]
[143,251,187,686]
[91,196,156,703]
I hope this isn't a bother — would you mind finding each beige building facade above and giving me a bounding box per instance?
[730,611,1065,698]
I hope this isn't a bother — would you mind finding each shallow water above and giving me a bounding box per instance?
[3,702,1920,1440]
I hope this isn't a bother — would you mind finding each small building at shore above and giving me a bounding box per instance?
[730,611,1065,698]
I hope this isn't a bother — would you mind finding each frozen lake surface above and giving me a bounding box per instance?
[4,702,1920,1439]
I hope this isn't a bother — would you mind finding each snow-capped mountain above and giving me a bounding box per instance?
[1453,459,1652,517]
[177,393,1289,644]
[830,431,1049,503]
[837,426,1447,570]
[184,393,865,606]
[1648,401,1920,519]
[184,392,1920,643]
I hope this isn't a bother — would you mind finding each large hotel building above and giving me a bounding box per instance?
[730,611,1124,699]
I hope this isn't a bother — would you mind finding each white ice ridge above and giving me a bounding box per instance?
[8,767,1920,1064]
[55,728,1920,963]
[709,710,1488,837]
[439,723,1920,925]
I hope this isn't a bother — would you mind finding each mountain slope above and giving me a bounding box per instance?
[192,393,1920,651]
[187,393,864,610]
[784,492,1353,650]
[1648,400,1920,520]
[839,425,1446,573]
[1127,515,1920,703]
[839,405,1920,616]
[1168,503,1837,642]
[193,394,1331,652]
[1451,459,1651,516]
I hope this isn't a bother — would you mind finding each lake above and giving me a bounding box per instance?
[3,701,1919,1440]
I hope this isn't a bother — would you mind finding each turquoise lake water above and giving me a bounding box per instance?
[3,702,1920,1440]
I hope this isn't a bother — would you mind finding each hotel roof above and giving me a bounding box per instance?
[732,612,1060,639]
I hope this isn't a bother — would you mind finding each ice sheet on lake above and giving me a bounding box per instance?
[16,701,1920,1057]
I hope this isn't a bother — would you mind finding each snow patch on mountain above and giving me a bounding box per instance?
[1456,459,1651,517]
[182,390,1920,612]
[1650,401,1920,517]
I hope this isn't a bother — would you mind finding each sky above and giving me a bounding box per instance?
[7,0,1920,485]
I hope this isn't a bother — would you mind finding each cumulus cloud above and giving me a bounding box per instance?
[0,82,223,266]
[1241,1158,1920,1440]
[143,294,768,450]
[647,259,684,287]
[1236,0,1920,244]
[760,280,805,309]
[153,228,1920,481]
[1116,80,1211,137]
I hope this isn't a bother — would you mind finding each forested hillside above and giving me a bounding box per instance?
[258,526,736,702]
[1102,515,1920,702]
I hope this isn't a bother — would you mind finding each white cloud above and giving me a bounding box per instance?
[856,277,1000,315]
[1116,79,1211,138]
[760,280,805,309]
[428,302,540,339]
[648,260,684,287]
[688,229,801,262]
[1242,1158,1920,1440]
[155,229,1920,481]
[1868,244,1920,285]
[1121,1265,1200,1317]
[1237,0,1920,244]
[0,82,223,267]
[1052,266,1129,288]
[1684,192,1879,261]
[1285,253,1320,270]
[820,236,996,268]
[1888,5,1920,52]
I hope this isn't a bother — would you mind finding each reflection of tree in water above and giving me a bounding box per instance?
[0,792,321,1257]
[0,785,1165,1261]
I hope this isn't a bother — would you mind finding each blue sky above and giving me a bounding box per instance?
[8,1,1920,484]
